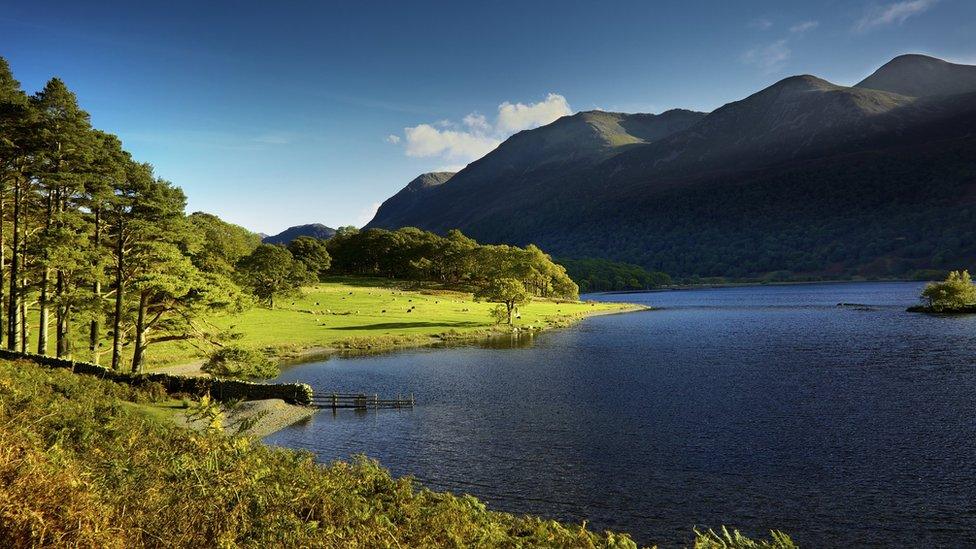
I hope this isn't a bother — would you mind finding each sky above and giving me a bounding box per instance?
[1,0,974,234]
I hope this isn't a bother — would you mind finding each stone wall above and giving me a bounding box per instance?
[0,349,313,406]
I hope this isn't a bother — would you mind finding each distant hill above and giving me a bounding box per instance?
[856,54,976,98]
[263,223,336,245]
[368,172,455,230]
[367,54,976,279]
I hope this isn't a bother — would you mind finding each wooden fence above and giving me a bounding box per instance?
[310,392,415,410]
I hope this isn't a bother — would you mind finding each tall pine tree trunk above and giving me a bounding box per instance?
[1,183,6,345]
[89,207,101,364]
[54,191,68,358]
[7,178,19,351]
[131,291,148,373]
[19,295,26,353]
[37,192,52,356]
[56,271,69,358]
[37,269,49,354]
[111,226,124,371]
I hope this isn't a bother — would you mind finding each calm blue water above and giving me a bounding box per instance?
[266,282,976,547]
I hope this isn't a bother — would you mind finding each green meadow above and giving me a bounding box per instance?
[144,277,642,369]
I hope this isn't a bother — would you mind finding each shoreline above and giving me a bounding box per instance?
[150,302,649,438]
[596,278,927,295]
[152,302,649,377]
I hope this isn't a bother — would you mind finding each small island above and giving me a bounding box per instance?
[907,270,976,313]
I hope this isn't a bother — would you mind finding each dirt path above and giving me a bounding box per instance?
[152,359,208,377]
[175,398,317,438]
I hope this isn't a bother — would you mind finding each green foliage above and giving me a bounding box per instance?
[235,244,315,308]
[186,211,262,276]
[287,236,332,279]
[328,227,578,299]
[203,345,279,380]
[474,277,531,325]
[920,269,976,311]
[693,527,796,549]
[559,257,671,292]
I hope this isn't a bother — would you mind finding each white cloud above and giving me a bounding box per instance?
[790,20,819,33]
[356,202,382,227]
[403,124,501,160]
[856,0,938,31]
[385,134,400,144]
[495,93,572,134]
[750,17,774,30]
[393,93,572,165]
[462,113,491,133]
[741,40,792,73]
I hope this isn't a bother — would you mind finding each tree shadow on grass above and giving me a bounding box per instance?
[327,321,483,331]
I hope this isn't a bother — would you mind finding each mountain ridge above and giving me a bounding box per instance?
[367,54,976,278]
[263,223,337,245]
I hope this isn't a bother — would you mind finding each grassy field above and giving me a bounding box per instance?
[142,277,643,369]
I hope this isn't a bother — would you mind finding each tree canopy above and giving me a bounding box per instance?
[235,244,314,309]
[920,270,976,312]
[474,277,531,325]
[0,58,252,371]
[327,226,579,300]
[287,236,331,279]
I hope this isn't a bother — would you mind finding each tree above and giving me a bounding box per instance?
[28,78,96,356]
[83,131,127,363]
[235,244,313,308]
[0,57,29,351]
[105,162,192,370]
[186,212,261,276]
[921,270,976,312]
[474,277,531,325]
[128,245,244,372]
[287,236,331,279]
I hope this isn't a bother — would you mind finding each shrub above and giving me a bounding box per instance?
[920,270,976,311]
[694,527,796,548]
[202,345,279,379]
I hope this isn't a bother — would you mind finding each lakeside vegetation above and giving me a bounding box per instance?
[909,269,976,313]
[557,257,672,293]
[151,278,636,372]
[0,357,795,547]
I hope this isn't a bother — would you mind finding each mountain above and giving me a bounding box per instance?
[367,54,976,279]
[369,172,455,230]
[370,109,704,233]
[856,54,976,98]
[263,223,336,245]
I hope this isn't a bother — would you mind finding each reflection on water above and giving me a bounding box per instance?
[474,331,537,349]
[267,282,976,547]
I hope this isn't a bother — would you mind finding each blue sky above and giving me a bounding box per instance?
[1,0,974,234]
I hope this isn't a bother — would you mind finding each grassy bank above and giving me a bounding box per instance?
[145,277,644,370]
[0,358,794,548]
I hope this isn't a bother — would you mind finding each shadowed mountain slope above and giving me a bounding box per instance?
[368,54,976,279]
[856,54,976,98]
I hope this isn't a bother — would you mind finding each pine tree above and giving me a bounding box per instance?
[28,78,96,356]
[0,57,29,351]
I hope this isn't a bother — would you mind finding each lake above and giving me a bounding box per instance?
[266,282,976,547]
